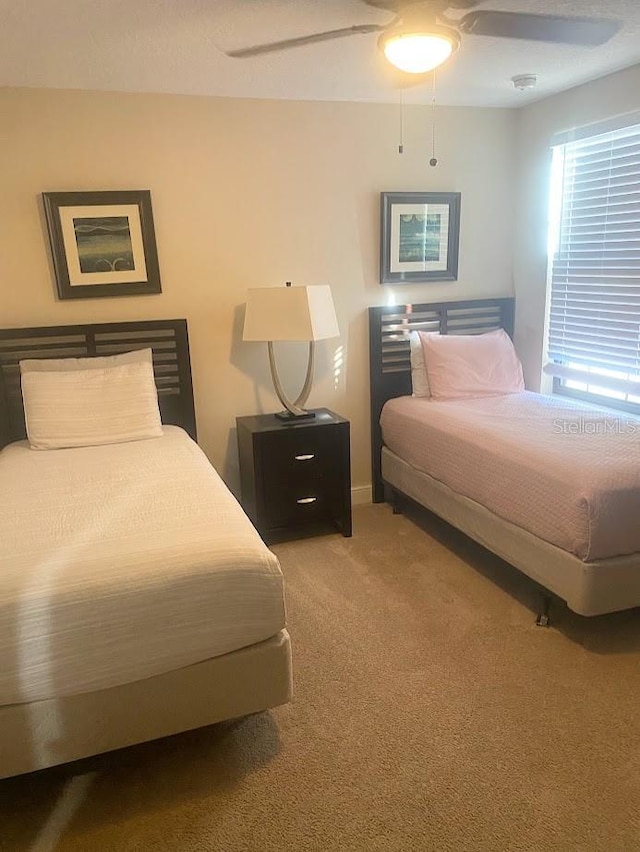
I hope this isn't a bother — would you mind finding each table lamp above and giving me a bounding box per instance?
[243,282,339,420]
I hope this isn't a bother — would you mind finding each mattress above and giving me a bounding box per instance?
[0,427,285,706]
[381,391,640,561]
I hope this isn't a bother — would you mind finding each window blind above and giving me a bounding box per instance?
[547,121,640,395]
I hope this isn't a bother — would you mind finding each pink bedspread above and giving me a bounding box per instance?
[381,392,640,561]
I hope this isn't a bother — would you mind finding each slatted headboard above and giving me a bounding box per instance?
[368,297,515,502]
[0,319,197,450]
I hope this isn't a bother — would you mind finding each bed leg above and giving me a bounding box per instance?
[535,594,552,627]
[391,488,402,515]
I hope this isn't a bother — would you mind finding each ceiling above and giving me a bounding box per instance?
[1,0,640,107]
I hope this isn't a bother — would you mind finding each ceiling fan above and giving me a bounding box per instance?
[226,1,620,76]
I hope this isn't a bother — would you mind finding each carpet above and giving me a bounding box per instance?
[2,502,640,851]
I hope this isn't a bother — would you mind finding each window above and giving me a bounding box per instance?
[546,118,640,411]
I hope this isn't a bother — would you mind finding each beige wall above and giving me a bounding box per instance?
[0,87,516,495]
[514,64,640,391]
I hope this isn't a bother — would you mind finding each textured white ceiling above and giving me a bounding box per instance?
[1,0,639,107]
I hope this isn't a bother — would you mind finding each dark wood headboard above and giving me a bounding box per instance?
[368,297,515,503]
[0,319,197,450]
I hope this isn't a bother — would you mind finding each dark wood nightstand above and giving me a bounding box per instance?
[236,408,352,541]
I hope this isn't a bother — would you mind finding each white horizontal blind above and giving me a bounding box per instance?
[548,122,640,395]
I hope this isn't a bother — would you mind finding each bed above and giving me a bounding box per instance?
[369,298,640,619]
[0,319,292,779]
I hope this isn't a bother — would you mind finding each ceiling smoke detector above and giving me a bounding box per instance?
[512,74,537,91]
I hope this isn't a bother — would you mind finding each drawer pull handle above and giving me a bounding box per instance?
[294,453,315,461]
[297,497,317,504]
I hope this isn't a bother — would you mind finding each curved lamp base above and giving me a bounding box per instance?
[268,340,316,419]
[274,409,316,421]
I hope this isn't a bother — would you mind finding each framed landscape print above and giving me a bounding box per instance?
[380,191,461,284]
[42,190,162,300]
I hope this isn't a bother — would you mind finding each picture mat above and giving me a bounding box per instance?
[390,203,449,273]
[59,204,148,286]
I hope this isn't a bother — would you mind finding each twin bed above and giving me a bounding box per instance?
[370,298,640,619]
[0,319,292,779]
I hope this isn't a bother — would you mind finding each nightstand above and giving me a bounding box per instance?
[236,408,352,541]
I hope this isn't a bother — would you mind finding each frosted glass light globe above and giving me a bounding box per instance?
[383,33,455,74]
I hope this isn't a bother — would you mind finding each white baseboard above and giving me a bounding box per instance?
[351,485,372,506]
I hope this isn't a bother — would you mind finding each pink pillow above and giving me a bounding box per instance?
[419,329,524,400]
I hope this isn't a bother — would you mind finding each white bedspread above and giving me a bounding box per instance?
[381,392,640,561]
[0,427,285,706]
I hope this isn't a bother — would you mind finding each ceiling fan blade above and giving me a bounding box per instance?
[458,11,620,46]
[226,24,385,59]
[365,0,480,12]
[445,0,481,8]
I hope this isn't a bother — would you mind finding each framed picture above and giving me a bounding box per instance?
[42,190,162,300]
[380,191,461,284]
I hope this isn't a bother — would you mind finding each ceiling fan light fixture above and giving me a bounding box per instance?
[379,25,459,74]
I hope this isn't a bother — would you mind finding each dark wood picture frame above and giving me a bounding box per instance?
[42,190,162,300]
[380,191,461,284]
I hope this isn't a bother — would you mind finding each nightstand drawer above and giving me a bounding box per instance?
[259,428,335,483]
[263,484,327,528]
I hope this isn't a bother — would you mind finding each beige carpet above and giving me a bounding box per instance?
[2,502,640,851]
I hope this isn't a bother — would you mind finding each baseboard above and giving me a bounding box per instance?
[351,485,372,506]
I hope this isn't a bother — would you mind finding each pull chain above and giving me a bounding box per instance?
[429,70,438,167]
[398,88,404,154]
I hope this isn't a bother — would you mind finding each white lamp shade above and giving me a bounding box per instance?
[243,285,339,342]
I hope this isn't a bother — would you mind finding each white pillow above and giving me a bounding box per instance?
[20,359,162,450]
[20,347,151,373]
[409,331,432,398]
[419,328,525,401]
